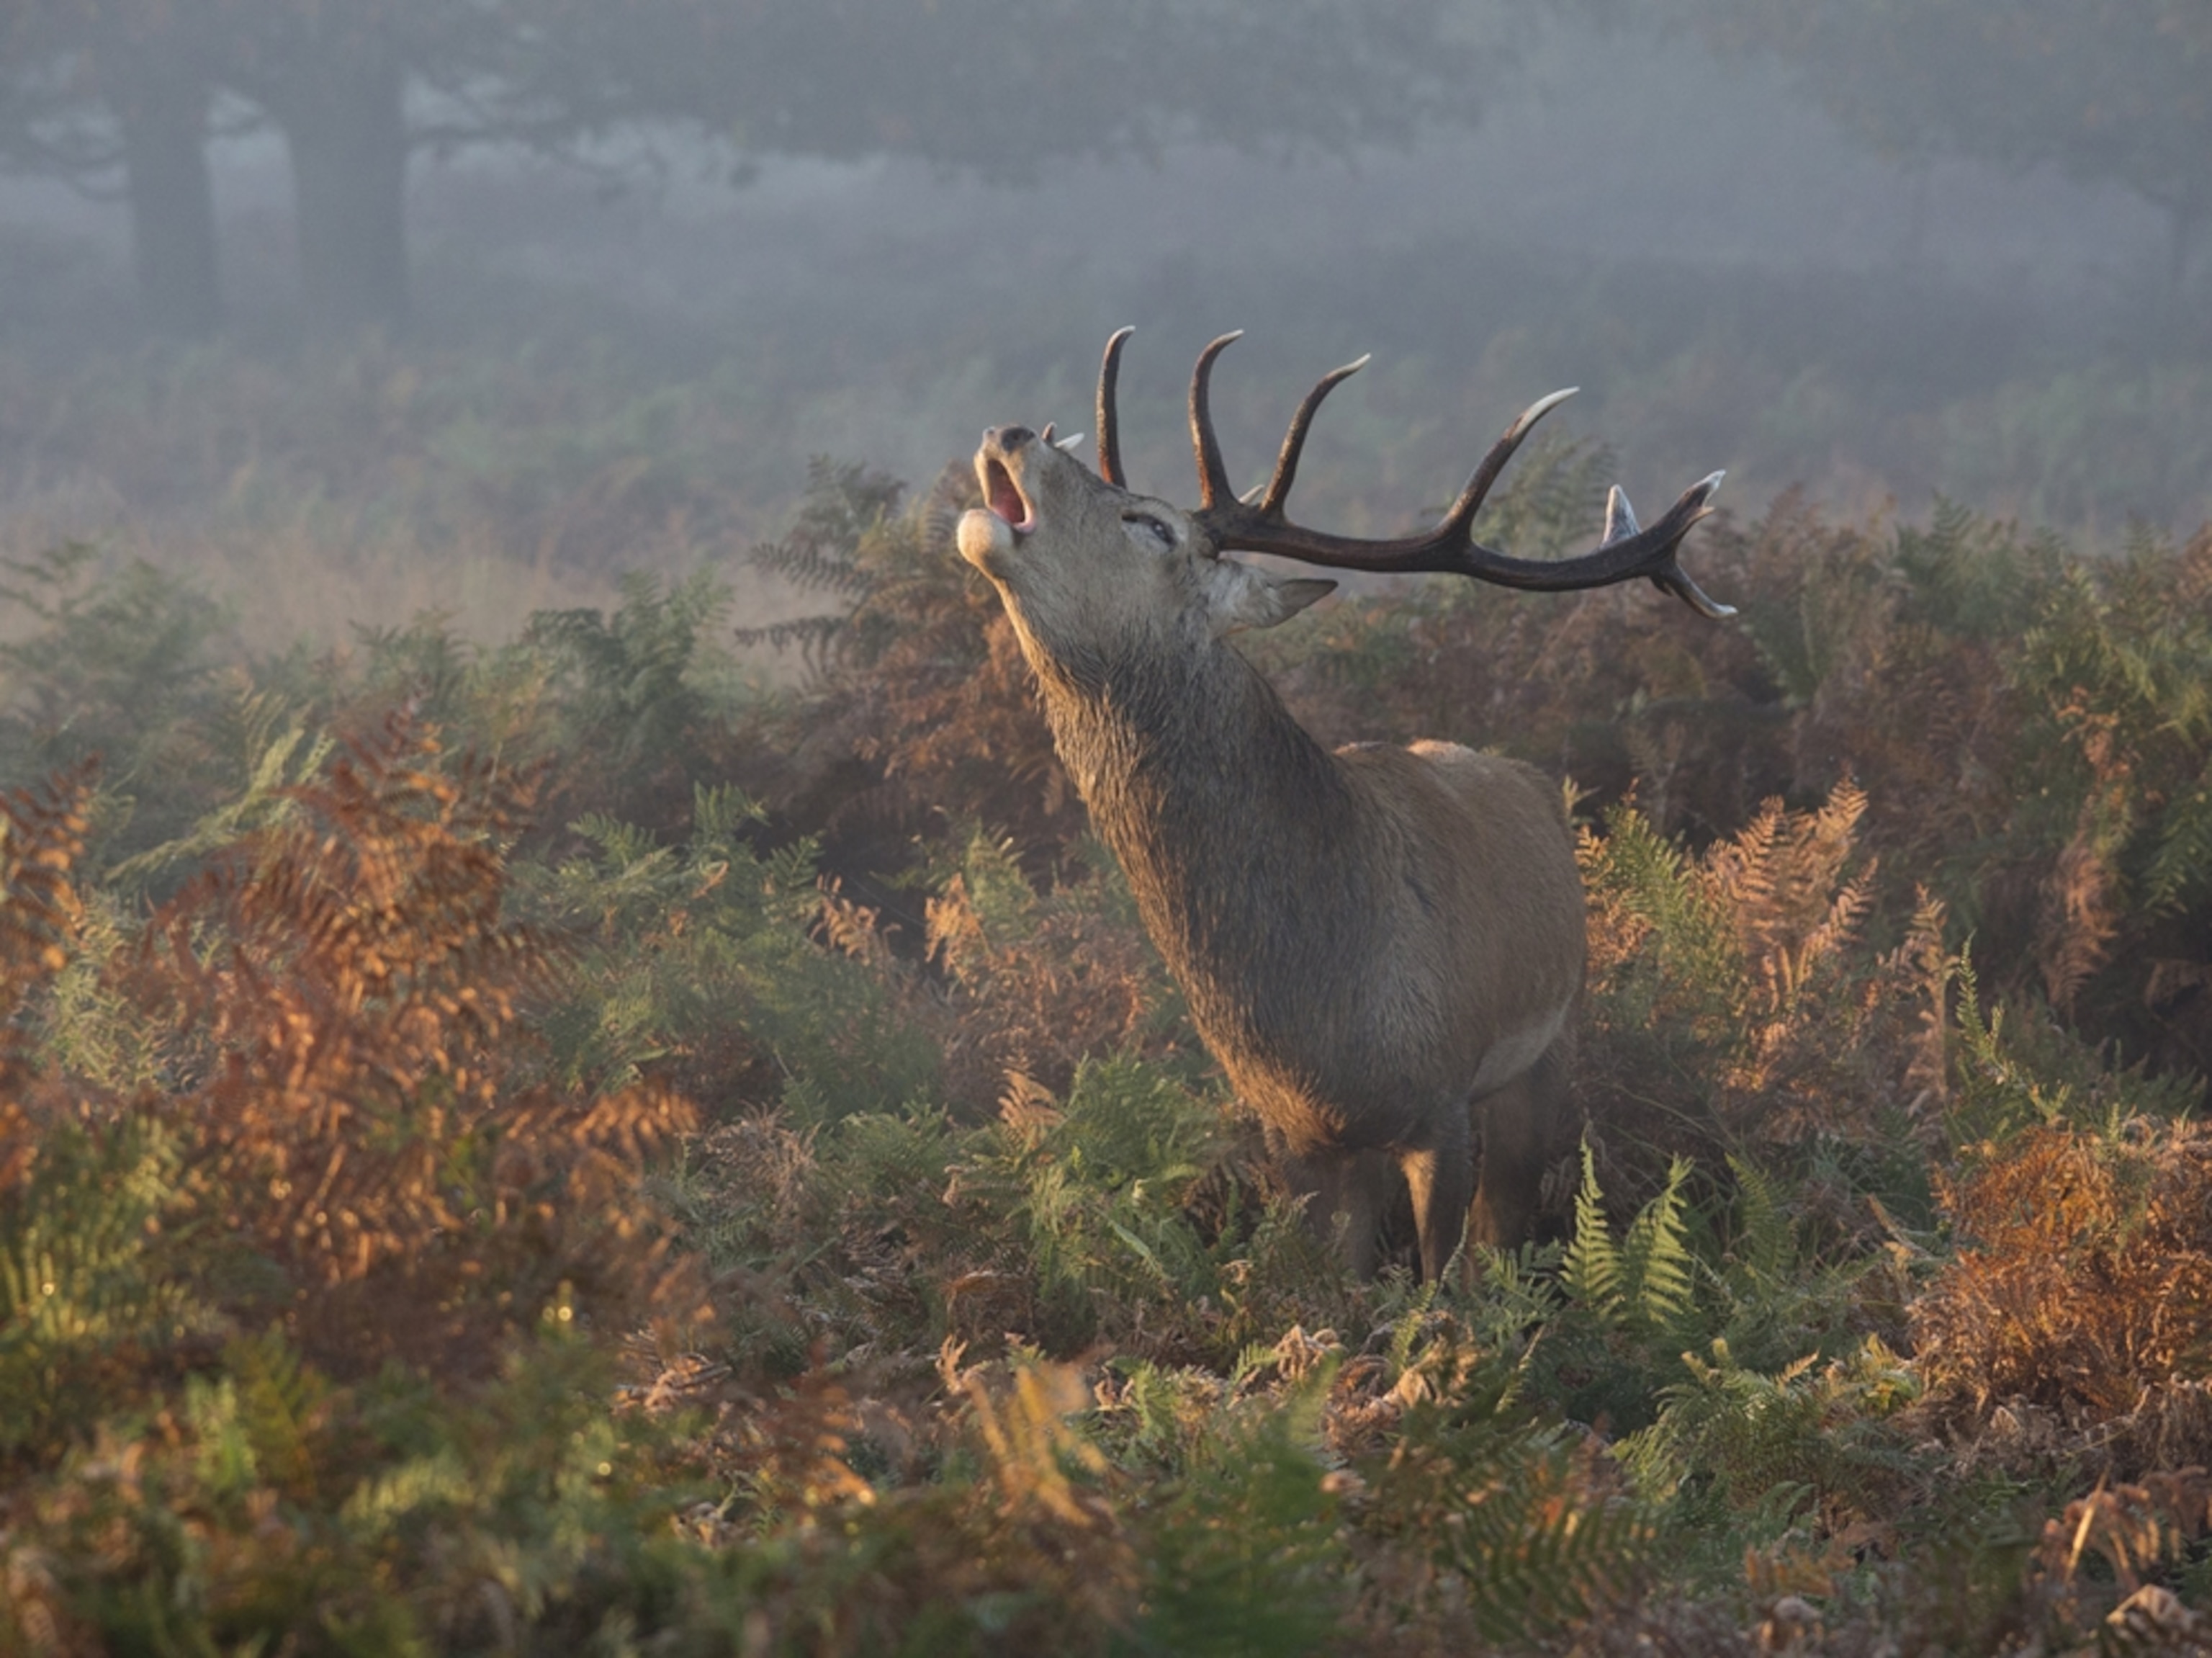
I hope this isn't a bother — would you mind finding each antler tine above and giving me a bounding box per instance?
[1188,331,1244,509]
[1097,326,1135,487]
[1259,354,1370,518]
[1439,387,1578,529]
[1637,472,1734,617]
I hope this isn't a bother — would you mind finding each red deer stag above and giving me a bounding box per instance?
[957,331,1730,1279]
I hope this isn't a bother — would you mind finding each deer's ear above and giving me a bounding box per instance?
[1206,562,1336,635]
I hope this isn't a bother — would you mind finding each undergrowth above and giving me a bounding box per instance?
[0,458,2208,1652]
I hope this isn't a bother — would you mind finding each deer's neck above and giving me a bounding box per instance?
[1030,628,1375,1031]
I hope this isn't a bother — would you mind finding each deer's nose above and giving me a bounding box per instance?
[988,426,1036,454]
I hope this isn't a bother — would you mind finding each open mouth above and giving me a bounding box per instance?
[984,457,1033,532]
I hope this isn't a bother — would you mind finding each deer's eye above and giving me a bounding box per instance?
[1122,512,1177,551]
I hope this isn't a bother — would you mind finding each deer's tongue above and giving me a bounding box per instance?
[984,460,1031,530]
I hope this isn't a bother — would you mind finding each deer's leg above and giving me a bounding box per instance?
[1283,1147,1390,1278]
[1398,1108,1474,1283]
[1469,1037,1575,1247]
[1334,1153,1393,1280]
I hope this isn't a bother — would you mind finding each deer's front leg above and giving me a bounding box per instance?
[1398,1109,1475,1283]
[1277,1143,1395,1278]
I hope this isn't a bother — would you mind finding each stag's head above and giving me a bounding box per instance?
[959,328,1734,664]
[958,421,1335,655]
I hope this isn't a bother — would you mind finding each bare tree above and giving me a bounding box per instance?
[2,1,227,336]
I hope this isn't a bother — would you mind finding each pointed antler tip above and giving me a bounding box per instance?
[1098,331,1136,485]
[1601,484,1641,546]
[1654,565,1737,621]
[1190,333,1246,505]
[1505,387,1578,440]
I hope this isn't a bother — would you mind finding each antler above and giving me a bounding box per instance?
[1096,325,1135,488]
[1099,330,1735,619]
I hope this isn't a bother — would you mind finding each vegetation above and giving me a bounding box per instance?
[0,436,2208,1652]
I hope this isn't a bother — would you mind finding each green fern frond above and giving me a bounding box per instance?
[746,460,903,597]
[1619,1157,1696,1338]
[226,1330,333,1499]
[341,1450,475,1540]
[1135,1377,1346,1656]
[107,723,331,888]
[2144,774,2212,915]
[1384,1280,1444,1382]
[184,1374,261,1500]
[1459,1475,1650,1644]
[0,1117,199,1455]
[1560,1139,1622,1317]
[1725,1155,1796,1283]
[1228,1342,1277,1392]
[1583,803,1740,1016]
[1378,1378,1657,1644]
[690,781,767,846]
[570,812,662,871]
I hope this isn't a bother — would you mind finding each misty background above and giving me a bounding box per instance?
[1,1,2206,649]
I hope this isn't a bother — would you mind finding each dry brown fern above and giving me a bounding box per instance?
[118,709,701,1375]
[1706,782,1876,1026]
[0,767,96,1209]
[773,465,1086,874]
[1912,1121,2212,1478]
[923,862,1173,1111]
[2036,693,2132,1016]
[1578,784,1938,1184]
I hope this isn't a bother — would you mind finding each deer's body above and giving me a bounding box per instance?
[958,333,1725,1277]
[1030,608,1582,1267]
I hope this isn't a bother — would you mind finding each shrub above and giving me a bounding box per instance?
[1575,784,1948,1240]
[1911,1119,2212,1480]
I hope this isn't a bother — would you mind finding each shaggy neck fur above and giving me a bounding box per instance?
[1020,614,1387,1106]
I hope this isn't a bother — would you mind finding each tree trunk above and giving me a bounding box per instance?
[281,51,410,336]
[109,64,223,339]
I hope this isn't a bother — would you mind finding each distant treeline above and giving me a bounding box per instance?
[2,1,2206,339]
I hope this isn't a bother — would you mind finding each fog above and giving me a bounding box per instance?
[0,9,2203,644]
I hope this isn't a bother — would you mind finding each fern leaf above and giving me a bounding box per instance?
[2144,774,2212,915]
[1561,1139,1622,1317]
[1620,1157,1696,1338]
[1725,1155,1794,1282]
